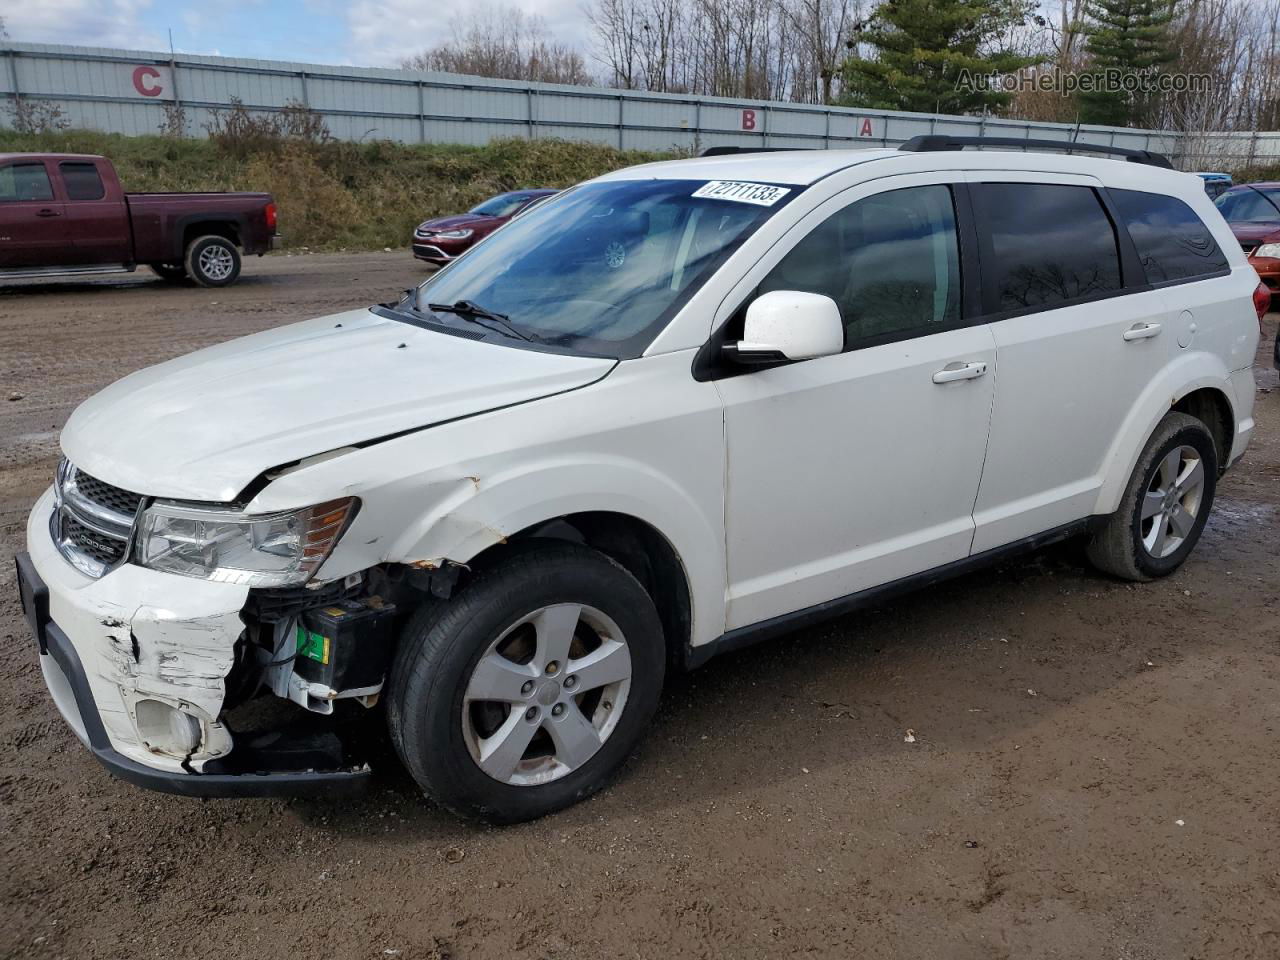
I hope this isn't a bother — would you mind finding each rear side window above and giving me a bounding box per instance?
[60,162,106,201]
[759,184,962,347]
[0,163,54,202]
[1110,188,1228,285]
[977,183,1122,313]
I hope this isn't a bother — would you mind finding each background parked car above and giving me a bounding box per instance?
[1197,172,1234,199]
[412,189,558,265]
[0,153,277,287]
[1215,182,1280,293]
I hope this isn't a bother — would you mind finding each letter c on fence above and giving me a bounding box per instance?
[133,66,163,97]
[741,109,756,131]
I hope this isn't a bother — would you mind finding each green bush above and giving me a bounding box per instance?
[0,130,676,251]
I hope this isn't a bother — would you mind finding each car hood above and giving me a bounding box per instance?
[1229,221,1280,245]
[417,213,497,232]
[61,307,615,502]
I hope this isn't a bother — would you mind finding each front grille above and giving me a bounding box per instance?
[50,460,144,578]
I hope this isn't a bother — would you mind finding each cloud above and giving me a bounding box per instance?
[1,0,166,50]
[345,0,592,67]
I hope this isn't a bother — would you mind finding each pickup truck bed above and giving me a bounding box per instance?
[0,153,277,287]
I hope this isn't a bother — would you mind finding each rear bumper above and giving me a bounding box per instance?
[18,489,370,798]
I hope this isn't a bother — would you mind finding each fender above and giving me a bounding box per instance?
[1092,350,1236,517]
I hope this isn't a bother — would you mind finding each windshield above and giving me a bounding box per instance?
[469,193,532,218]
[416,178,790,357]
[1216,189,1280,222]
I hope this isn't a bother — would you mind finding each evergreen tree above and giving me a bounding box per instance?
[1077,0,1177,126]
[838,0,1041,114]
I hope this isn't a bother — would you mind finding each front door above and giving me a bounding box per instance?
[717,178,997,631]
[0,161,69,267]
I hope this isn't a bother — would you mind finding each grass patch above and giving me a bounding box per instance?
[0,130,678,251]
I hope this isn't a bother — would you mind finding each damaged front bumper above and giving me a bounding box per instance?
[18,488,369,798]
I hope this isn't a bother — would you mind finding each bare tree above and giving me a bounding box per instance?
[403,6,592,85]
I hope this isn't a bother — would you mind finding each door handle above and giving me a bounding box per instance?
[35,208,62,218]
[933,361,987,384]
[1123,321,1162,341]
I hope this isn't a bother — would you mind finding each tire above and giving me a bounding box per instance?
[387,541,665,824]
[184,235,242,287]
[149,262,187,281]
[1086,412,1218,581]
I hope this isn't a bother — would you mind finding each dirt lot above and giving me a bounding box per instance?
[2,253,1279,960]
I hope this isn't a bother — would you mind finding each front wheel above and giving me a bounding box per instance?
[184,235,242,287]
[387,541,665,823]
[1086,411,1218,581]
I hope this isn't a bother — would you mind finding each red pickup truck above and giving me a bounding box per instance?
[0,153,277,287]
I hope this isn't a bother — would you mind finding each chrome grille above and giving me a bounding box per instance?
[50,459,144,578]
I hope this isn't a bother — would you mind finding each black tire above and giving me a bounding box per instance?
[184,235,242,287]
[1086,412,1218,581]
[149,262,187,281]
[387,541,665,824]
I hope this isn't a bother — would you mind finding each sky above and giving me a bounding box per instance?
[0,0,594,69]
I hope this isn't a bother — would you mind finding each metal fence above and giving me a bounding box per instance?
[3,41,1278,170]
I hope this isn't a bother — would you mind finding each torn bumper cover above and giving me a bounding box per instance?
[18,488,369,798]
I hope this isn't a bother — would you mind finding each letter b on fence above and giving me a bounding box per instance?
[741,109,757,131]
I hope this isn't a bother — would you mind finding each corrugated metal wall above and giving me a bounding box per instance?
[1,41,1273,168]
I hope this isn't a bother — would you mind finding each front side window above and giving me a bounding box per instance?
[758,184,961,347]
[1215,188,1280,223]
[978,183,1122,312]
[60,161,106,201]
[0,163,54,202]
[1111,188,1228,284]
[414,179,788,357]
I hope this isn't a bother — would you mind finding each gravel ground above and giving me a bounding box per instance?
[2,252,1279,960]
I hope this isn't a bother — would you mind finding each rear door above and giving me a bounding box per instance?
[0,160,69,267]
[58,160,131,264]
[968,174,1174,553]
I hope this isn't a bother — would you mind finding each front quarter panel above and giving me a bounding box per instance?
[247,351,729,648]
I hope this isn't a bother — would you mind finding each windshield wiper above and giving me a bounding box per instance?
[427,299,536,343]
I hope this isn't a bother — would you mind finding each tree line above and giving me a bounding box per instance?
[400,0,1280,134]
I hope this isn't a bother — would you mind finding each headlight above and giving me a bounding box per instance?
[1255,242,1280,259]
[435,228,474,239]
[137,498,357,588]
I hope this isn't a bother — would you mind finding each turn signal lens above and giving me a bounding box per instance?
[264,201,278,232]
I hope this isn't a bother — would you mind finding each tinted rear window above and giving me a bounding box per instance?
[1111,188,1228,284]
[60,161,106,201]
[978,183,1122,312]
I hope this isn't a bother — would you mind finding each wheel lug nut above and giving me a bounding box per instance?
[564,675,577,690]
[545,660,560,676]
[525,706,539,723]
[520,680,534,695]
[551,703,565,717]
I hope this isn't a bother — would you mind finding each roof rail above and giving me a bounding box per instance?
[699,146,812,157]
[897,135,1173,169]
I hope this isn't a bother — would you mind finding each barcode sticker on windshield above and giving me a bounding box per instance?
[691,181,791,206]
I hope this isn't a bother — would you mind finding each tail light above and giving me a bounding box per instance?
[1254,279,1270,330]
[264,201,277,232]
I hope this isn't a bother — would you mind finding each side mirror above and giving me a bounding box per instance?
[727,290,844,364]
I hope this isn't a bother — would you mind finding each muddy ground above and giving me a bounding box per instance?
[2,252,1279,960]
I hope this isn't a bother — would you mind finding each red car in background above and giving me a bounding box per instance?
[1215,182,1280,368]
[412,189,558,265]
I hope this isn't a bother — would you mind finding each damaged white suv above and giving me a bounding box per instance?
[17,137,1262,822]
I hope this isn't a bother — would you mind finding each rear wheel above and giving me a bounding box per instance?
[184,235,241,287]
[149,262,187,282]
[387,541,665,823]
[1086,412,1218,581]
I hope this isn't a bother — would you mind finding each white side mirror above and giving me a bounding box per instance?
[733,290,844,362]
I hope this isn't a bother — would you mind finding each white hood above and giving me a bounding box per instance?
[61,308,615,502]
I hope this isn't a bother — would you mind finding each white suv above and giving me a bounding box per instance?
[16,138,1262,822]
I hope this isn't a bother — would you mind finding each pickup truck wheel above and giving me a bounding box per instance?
[1086,412,1218,581]
[149,263,187,281]
[387,541,665,824]
[185,235,241,287]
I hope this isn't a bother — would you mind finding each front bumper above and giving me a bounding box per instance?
[411,239,466,263]
[18,487,369,797]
